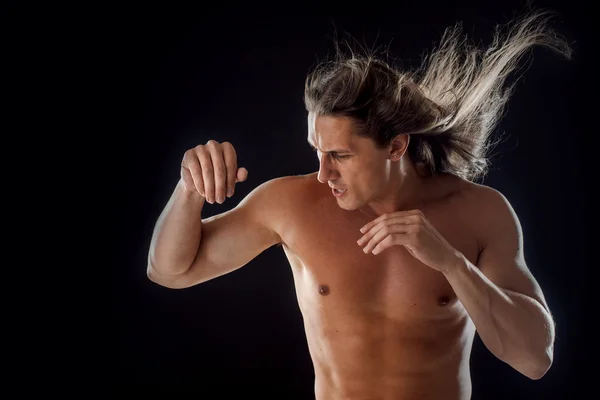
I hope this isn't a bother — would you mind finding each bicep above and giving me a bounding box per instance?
[476,188,550,313]
[172,180,284,288]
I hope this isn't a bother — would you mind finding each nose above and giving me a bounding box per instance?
[317,155,338,184]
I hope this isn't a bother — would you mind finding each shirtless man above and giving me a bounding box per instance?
[147,10,572,400]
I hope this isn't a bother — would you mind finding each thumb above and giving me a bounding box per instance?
[237,167,248,183]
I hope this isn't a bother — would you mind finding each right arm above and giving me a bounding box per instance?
[147,140,283,289]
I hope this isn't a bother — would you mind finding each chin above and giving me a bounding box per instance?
[335,198,360,211]
[336,203,353,211]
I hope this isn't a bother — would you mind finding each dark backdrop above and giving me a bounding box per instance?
[118,1,591,398]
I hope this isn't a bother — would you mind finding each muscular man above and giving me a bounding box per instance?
[147,10,572,400]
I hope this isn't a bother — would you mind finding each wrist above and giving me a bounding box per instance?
[177,179,205,202]
[443,252,468,276]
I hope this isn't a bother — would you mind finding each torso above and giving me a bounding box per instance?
[276,172,483,400]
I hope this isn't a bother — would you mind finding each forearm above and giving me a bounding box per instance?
[148,179,205,277]
[443,256,554,379]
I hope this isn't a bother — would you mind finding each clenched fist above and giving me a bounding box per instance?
[181,140,248,204]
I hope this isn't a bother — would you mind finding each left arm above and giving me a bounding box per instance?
[358,187,555,379]
[443,188,554,380]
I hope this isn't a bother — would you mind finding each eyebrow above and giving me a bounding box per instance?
[307,139,352,154]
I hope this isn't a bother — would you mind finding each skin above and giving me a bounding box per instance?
[148,114,555,400]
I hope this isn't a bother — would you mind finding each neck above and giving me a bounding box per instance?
[359,159,433,217]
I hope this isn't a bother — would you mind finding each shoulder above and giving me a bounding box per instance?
[246,173,322,240]
[462,183,523,248]
[248,172,318,201]
[238,172,319,221]
[468,183,519,218]
[439,174,517,219]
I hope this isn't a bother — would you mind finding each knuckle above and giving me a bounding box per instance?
[185,148,197,160]
[200,154,211,165]
[202,161,213,172]
[195,148,207,159]
[188,161,199,172]
[226,144,237,158]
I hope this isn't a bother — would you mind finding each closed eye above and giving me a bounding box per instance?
[309,144,351,160]
[332,154,350,160]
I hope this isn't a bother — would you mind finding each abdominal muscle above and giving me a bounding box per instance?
[304,309,475,400]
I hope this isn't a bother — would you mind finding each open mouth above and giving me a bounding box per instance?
[332,188,347,197]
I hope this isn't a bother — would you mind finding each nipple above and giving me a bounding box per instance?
[437,295,450,306]
[318,284,330,296]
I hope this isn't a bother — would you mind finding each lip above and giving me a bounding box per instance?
[332,188,347,198]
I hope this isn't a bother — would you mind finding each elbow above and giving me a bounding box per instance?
[146,263,166,286]
[146,264,162,284]
[518,347,554,380]
[146,262,189,289]
[530,350,553,380]
[525,362,552,380]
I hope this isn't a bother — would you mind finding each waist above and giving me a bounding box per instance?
[315,375,471,400]
[305,318,473,398]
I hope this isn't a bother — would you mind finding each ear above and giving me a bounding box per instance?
[389,134,410,160]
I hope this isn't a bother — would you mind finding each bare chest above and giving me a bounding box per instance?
[280,202,480,320]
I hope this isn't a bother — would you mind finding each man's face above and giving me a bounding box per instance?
[308,113,392,210]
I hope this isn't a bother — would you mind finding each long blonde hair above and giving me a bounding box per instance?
[304,9,573,181]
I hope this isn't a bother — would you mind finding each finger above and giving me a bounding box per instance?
[359,210,423,233]
[198,146,215,203]
[361,224,412,254]
[357,216,412,246]
[207,142,227,204]
[372,234,411,255]
[187,161,205,197]
[221,142,237,198]
[237,167,248,183]
[180,165,193,189]
[183,150,205,196]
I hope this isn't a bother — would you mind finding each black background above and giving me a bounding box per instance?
[118,1,592,398]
